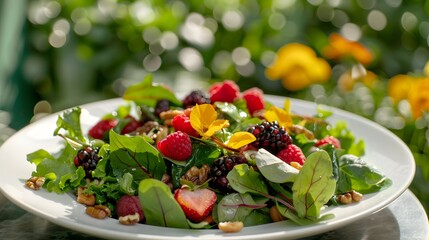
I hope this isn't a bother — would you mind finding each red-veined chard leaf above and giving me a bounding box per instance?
[122,74,182,107]
[53,107,86,144]
[292,150,336,220]
[227,164,268,195]
[138,179,189,229]
[109,131,166,181]
[277,203,335,225]
[217,193,267,223]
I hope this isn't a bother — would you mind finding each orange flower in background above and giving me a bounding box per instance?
[265,43,331,91]
[338,67,379,92]
[387,74,413,103]
[408,79,429,119]
[323,33,374,66]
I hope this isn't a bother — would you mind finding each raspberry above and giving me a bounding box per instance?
[182,90,211,109]
[210,155,247,192]
[88,119,118,139]
[248,121,292,154]
[242,87,265,116]
[74,146,100,179]
[276,144,305,166]
[172,115,199,137]
[121,115,142,135]
[157,131,192,161]
[116,195,144,222]
[208,80,240,103]
[315,136,341,149]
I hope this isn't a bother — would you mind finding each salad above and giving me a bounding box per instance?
[25,75,391,233]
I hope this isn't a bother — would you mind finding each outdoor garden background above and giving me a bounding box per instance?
[1,0,429,213]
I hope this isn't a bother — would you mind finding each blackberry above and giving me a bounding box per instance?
[210,155,247,192]
[154,99,170,117]
[74,147,100,179]
[248,121,292,154]
[182,90,210,109]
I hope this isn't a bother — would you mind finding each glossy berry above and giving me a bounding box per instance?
[154,99,170,117]
[171,114,199,137]
[210,155,247,192]
[242,87,265,116]
[315,136,341,149]
[116,195,144,222]
[174,187,217,223]
[208,80,240,103]
[157,131,192,161]
[182,90,211,109]
[74,147,100,179]
[248,121,292,154]
[88,119,118,139]
[276,144,306,166]
[121,115,141,135]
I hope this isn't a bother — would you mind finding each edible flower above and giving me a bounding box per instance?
[323,33,374,66]
[265,43,331,91]
[190,104,229,139]
[264,103,293,129]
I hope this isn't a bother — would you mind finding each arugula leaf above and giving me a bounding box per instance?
[27,144,85,193]
[337,154,392,194]
[217,193,267,223]
[138,179,189,228]
[227,164,269,195]
[122,75,182,107]
[292,150,336,220]
[255,149,299,183]
[109,131,166,181]
[53,107,86,143]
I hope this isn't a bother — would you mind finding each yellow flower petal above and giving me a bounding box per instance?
[203,119,230,138]
[226,132,256,150]
[190,104,218,136]
[264,106,293,129]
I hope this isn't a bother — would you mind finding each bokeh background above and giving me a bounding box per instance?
[1,0,429,213]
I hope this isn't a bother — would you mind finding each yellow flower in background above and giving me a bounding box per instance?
[408,79,429,119]
[387,74,413,103]
[265,43,331,91]
[323,33,374,66]
[338,66,379,92]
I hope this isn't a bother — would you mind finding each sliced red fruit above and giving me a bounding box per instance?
[242,87,265,116]
[208,80,240,103]
[88,118,118,139]
[121,115,142,135]
[315,136,341,149]
[174,187,217,223]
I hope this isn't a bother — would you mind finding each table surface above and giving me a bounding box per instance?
[0,188,427,240]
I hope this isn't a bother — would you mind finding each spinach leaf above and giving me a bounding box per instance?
[138,179,189,229]
[255,149,299,183]
[292,150,336,220]
[217,193,267,223]
[227,164,269,195]
[337,154,392,194]
[109,131,166,181]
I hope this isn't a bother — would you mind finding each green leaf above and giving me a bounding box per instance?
[53,107,86,143]
[227,164,269,195]
[109,131,166,181]
[138,179,189,229]
[338,154,392,194]
[255,149,299,183]
[27,144,85,193]
[277,204,335,225]
[292,150,336,219]
[242,209,272,226]
[215,102,248,123]
[122,75,181,107]
[217,193,267,223]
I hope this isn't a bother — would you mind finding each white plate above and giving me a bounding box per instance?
[0,95,415,240]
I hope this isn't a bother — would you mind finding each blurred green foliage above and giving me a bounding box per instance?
[2,0,429,213]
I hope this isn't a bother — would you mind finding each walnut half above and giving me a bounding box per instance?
[25,176,45,190]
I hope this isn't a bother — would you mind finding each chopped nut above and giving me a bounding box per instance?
[351,190,363,202]
[269,206,286,222]
[77,187,96,206]
[86,205,111,219]
[161,174,173,191]
[218,221,244,233]
[181,164,210,185]
[337,192,353,204]
[25,176,45,190]
[290,161,302,170]
[119,213,140,225]
[159,110,184,125]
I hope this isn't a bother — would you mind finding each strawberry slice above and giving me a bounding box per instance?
[174,187,217,223]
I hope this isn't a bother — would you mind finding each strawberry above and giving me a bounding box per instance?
[172,114,199,137]
[315,136,341,149]
[276,144,306,165]
[88,118,118,139]
[209,80,240,103]
[116,195,144,222]
[242,87,265,116]
[157,131,192,161]
[174,187,217,222]
[121,115,142,135]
